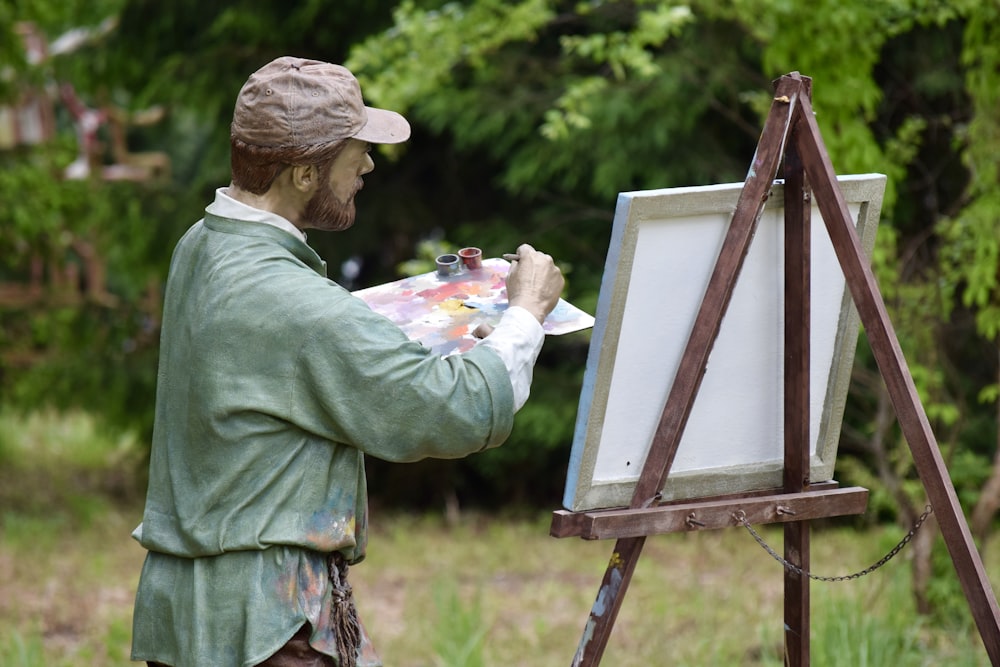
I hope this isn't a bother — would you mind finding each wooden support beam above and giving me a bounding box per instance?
[783,101,812,667]
[551,480,842,539]
[552,487,868,540]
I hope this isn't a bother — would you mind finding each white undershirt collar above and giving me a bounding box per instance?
[206,187,307,243]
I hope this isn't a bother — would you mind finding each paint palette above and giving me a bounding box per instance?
[353,257,595,356]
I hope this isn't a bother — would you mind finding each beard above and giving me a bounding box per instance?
[301,176,359,232]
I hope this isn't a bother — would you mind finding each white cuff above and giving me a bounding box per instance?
[476,306,545,412]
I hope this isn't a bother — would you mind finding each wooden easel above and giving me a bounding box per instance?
[550,72,1000,666]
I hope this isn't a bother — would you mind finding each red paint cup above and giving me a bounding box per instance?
[458,247,483,270]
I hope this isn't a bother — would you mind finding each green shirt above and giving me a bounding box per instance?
[132,213,515,667]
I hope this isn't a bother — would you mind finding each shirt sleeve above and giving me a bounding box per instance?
[475,305,545,412]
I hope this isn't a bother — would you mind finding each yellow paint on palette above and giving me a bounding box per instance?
[437,298,472,313]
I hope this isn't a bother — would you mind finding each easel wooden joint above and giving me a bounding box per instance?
[552,71,1000,666]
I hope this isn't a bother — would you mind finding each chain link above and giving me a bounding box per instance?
[732,505,934,582]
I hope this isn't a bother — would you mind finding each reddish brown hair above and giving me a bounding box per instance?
[229,136,348,195]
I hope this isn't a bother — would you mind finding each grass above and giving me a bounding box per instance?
[0,409,997,666]
[353,512,998,666]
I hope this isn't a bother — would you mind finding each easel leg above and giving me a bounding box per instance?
[783,110,812,667]
[784,522,810,666]
[571,536,646,667]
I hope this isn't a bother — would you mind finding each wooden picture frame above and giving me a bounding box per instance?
[563,174,886,511]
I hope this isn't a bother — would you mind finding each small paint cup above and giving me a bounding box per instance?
[458,247,483,270]
[435,253,461,277]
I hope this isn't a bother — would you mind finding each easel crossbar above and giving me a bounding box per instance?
[552,487,868,540]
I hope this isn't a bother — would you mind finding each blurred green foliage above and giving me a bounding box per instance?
[1,1,999,536]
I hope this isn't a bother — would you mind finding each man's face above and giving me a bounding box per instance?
[301,138,374,231]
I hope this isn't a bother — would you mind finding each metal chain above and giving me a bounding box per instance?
[732,505,934,582]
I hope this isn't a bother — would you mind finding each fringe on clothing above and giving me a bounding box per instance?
[327,553,361,667]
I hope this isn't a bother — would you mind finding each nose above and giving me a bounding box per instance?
[360,152,374,176]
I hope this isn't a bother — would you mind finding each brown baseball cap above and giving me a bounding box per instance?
[231,56,410,148]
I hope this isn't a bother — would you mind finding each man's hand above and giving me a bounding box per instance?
[505,243,565,325]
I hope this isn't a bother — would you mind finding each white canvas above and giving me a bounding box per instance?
[563,174,887,511]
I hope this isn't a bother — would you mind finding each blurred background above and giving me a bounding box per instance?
[1,1,999,664]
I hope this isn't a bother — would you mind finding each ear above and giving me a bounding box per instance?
[288,164,317,194]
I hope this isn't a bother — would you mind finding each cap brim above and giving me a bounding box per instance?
[354,107,411,144]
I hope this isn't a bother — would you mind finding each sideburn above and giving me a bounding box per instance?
[301,161,357,232]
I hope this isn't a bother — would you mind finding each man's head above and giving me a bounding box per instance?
[229,57,410,230]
